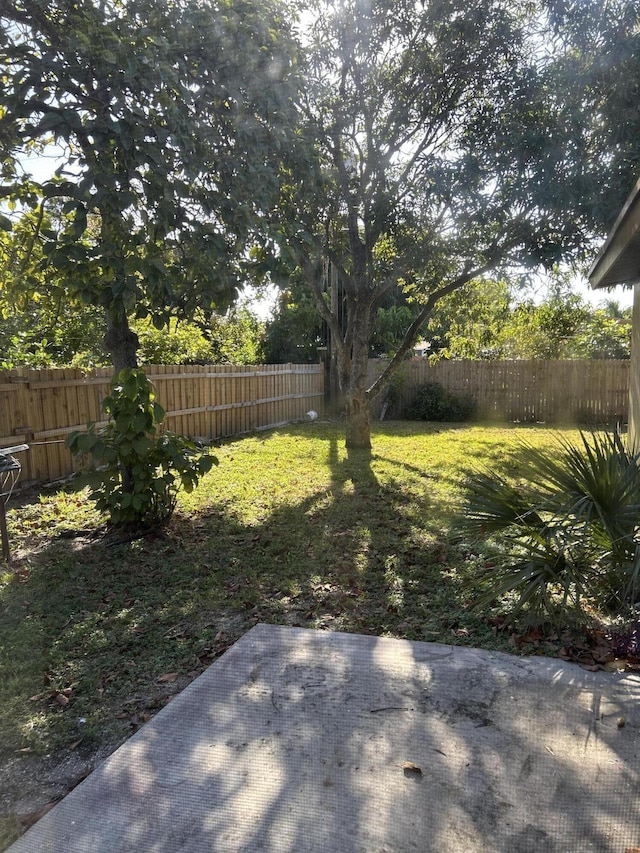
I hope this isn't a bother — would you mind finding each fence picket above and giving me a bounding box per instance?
[0,360,630,486]
[368,358,630,426]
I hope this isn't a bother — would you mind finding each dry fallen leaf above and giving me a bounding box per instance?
[605,659,628,671]
[28,692,48,702]
[157,672,178,683]
[402,761,423,777]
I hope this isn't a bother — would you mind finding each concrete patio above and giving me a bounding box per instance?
[8,623,640,852]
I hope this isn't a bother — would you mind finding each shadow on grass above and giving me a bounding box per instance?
[11,625,640,853]
[0,428,490,760]
[0,420,601,842]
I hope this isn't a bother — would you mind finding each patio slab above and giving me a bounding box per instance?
[8,623,640,852]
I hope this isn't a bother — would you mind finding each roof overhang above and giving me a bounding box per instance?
[589,177,640,289]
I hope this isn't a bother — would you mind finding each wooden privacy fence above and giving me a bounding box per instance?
[0,359,631,487]
[368,358,630,425]
[0,364,324,484]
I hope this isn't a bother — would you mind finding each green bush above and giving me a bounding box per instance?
[67,368,217,526]
[406,381,475,421]
[461,430,640,623]
[133,318,216,365]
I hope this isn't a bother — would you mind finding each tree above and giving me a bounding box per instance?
[262,276,420,363]
[268,0,637,448]
[0,205,108,366]
[429,283,631,361]
[1,0,298,370]
[563,310,631,360]
[547,0,640,233]
[262,276,326,363]
[0,206,267,367]
[426,279,512,360]
[498,295,591,359]
[133,309,265,366]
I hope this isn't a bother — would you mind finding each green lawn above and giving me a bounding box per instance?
[0,420,586,764]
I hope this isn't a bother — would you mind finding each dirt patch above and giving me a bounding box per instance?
[0,741,119,849]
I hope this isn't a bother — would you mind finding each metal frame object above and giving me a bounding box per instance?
[0,444,28,563]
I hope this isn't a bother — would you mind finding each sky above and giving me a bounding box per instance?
[577,277,634,310]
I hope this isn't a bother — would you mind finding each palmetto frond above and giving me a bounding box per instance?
[462,430,640,621]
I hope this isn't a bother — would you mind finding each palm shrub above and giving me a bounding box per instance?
[67,368,217,526]
[462,431,640,622]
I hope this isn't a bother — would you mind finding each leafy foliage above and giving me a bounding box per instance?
[1,0,299,368]
[497,296,592,360]
[66,369,217,526]
[265,0,639,447]
[547,0,640,232]
[262,279,325,363]
[132,310,265,366]
[427,279,631,361]
[0,207,108,367]
[426,279,512,360]
[462,431,640,622]
[564,310,631,360]
[263,274,632,365]
[127,318,216,367]
[207,309,265,365]
[407,382,476,422]
[0,206,267,366]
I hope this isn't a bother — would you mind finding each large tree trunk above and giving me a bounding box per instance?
[345,387,371,450]
[343,330,373,449]
[104,301,139,373]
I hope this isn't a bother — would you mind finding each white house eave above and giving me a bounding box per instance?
[588,176,640,289]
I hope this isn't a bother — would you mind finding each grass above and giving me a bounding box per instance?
[0,420,588,794]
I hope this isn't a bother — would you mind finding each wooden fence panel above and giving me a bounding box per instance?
[368,358,630,425]
[0,364,324,485]
[2,359,628,487]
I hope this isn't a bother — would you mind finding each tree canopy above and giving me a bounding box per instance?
[0,0,299,369]
[264,0,639,447]
[2,0,639,450]
[546,0,640,231]
[430,284,631,361]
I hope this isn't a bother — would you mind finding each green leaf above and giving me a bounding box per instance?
[76,433,98,454]
[132,436,151,456]
[123,374,140,401]
[132,412,151,434]
[115,414,132,434]
[33,113,65,134]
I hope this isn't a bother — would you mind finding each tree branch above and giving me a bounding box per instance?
[366,262,493,402]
